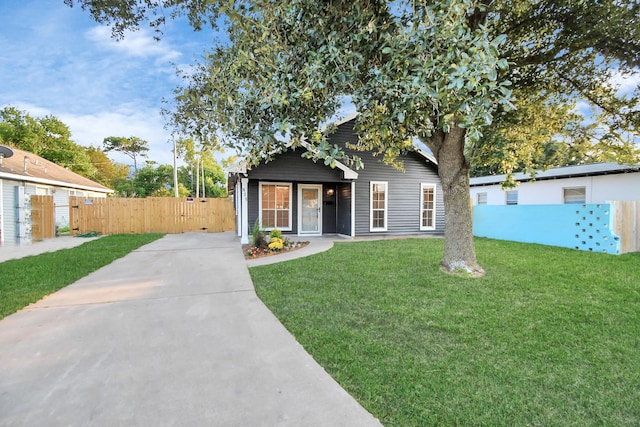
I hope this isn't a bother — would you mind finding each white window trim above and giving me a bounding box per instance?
[370,181,388,232]
[258,182,293,231]
[420,183,437,231]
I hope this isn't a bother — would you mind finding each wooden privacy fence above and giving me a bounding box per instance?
[612,200,640,254]
[31,195,55,241]
[69,196,236,236]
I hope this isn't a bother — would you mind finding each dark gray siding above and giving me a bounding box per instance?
[247,148,344,182]
[329,120,444,236]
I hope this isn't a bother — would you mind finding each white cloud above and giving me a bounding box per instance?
[609,70,640,96]
[60,105,175,166]
[86,26,182,64]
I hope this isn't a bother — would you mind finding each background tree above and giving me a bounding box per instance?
[175,136,228,197]
[132,163,174,197]
[0,106,95,177]
[68,0,640,275]
[102,136,150,174]
[85,146,130,187]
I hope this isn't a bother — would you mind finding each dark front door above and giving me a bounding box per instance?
[323,184,337,234]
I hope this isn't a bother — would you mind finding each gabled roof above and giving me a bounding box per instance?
[470,162,640,187]
[228,111,438,180]
[0,146,114,193]
[331,112,438,166]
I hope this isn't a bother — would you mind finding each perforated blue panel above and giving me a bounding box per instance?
[572,204,620,254]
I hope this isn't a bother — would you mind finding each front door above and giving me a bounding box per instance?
[298,185,322,235]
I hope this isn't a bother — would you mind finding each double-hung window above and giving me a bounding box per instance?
[370,181,388,232]
[259,182,292,230]
[420,183,436,230]
[506,190,518,205]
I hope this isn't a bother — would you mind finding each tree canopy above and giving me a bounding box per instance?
[0,106,96,177]
[67,0,640,275]
[102,136,150,173]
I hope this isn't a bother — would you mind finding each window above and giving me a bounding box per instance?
[420,184,436,230]
[370,181,388,231]
[506,190,518,205]
[477,192,487,205]
[564,187,586,204]
[259,182,292,230]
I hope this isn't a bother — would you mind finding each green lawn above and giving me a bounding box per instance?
[251,238,640,426]
[0,234,164,319]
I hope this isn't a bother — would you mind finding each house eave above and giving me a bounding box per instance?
[0,171,114,194]
[470,162,640,187]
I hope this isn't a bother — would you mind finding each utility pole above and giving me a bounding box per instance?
[173,139,179,198]
[195,157,200,198]
[202,160,206,198]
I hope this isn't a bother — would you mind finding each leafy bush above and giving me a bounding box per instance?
[269,228,283,240]
[252,219,268,248]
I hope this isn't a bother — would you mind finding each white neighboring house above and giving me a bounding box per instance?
[0,146,114,245]
[470,162,640,206]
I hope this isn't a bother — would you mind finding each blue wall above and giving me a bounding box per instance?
[473,204,621,254]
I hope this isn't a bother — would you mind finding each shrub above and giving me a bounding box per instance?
[269,228,283,240]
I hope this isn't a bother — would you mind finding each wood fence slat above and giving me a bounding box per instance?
[612,200,639,254]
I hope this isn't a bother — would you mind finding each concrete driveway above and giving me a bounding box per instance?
[0,232,381,426]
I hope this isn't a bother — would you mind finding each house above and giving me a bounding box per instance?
[0,145,114,245]
[469,162,640,206]
[229,114,444,244]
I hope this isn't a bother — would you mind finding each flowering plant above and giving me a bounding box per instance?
[268,237,284,251]
[245,246,271,258]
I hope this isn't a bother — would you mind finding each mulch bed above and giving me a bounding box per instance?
[243,241,309,259]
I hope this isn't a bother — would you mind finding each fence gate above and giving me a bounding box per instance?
[31,195,55,241]
[69,196,236,236]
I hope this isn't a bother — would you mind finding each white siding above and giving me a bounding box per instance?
[1,180,17,245]
[471,172,640,205]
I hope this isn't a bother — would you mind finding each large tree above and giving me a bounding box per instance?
[0,106,95,177]
[68,0,639,275]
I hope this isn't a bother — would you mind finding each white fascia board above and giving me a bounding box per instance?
[0,171,114,194]
[415,147,438,165]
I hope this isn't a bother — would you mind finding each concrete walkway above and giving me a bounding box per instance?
[0,235,101,263]
[0,232,381,426]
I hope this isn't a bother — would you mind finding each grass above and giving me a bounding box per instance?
[0,234,164,319]
[251,238,640,426]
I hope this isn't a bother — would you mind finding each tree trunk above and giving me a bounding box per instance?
[425,125,484,276]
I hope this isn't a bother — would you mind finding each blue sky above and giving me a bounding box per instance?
[0,0,215,166]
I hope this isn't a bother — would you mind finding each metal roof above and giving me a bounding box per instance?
[470,162,640,186]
